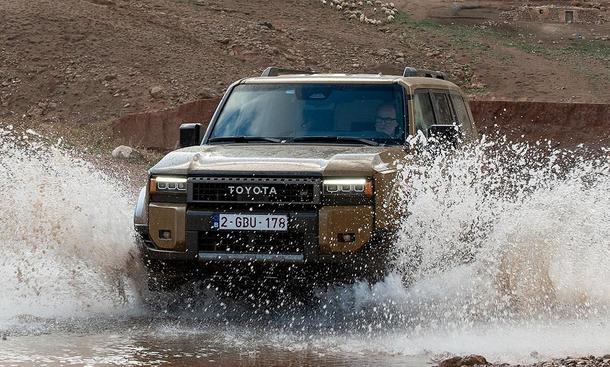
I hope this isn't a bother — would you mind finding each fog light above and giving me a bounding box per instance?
[338,233,356,243]
[159,230,172,240]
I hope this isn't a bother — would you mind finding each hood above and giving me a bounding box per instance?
[150,144,405,176]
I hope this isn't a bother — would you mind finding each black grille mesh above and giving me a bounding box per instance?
[190,178,317,204]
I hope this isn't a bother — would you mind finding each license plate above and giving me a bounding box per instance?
[212,214,288,232]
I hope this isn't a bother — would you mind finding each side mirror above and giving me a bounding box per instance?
[427,124,461,148]
[179,123,203,148]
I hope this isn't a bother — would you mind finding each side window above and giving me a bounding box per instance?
[449,93,473,132]
[431,92,455,125]
[413,91,435,135]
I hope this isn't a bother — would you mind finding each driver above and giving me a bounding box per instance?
[375,104,399,137]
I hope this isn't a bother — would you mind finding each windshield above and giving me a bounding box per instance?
[208,83,406,145]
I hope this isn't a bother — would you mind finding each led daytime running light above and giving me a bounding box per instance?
[150,176,187,193]
[323,178,373,197]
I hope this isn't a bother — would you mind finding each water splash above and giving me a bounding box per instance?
[391,137,610,322]
[310,137,610,362]
[1,123,609,364]
[0,125,142,325]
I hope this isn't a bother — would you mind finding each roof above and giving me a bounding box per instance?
[240,73,461,91]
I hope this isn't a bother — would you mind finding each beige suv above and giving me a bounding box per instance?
[133,67,477,290]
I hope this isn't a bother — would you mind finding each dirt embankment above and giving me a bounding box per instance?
[471,100,610,148]
[111,98,219,150]
[111,98,610,150]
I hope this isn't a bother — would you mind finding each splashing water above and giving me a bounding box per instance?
[392,137,610,322]
[0,126,141,325]
[322,137,610,361]
[0,124,609,365]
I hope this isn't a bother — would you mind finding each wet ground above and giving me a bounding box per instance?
[0,319,430,366]
[3,294,610,367]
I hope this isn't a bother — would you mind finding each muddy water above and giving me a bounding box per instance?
[1,126,609,366]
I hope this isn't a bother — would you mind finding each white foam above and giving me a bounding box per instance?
[0,126,140,323]
[334,139,610,362]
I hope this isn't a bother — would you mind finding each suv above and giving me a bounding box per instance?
[134,67,477,290]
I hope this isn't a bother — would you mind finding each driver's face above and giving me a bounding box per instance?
[375,106,398,136]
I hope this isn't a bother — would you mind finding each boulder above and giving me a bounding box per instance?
[438,355,489,367]
[461,355,488,365]
[149,85,164,99]
[112,145,134,159]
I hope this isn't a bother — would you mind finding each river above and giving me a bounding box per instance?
[1,126,609,366]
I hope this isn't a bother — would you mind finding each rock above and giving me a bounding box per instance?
[258,21,274,29]
[266,46,280,55]
[438,355,488,367]
[104,74,117,81]
[112,145,134,159]
[26,105,43,117]
[376,48,391,56]
[149,85,164,98]
[469,82,486,89]
[461,355,488,365]
[439,356,463,367]
[197,87,216,99]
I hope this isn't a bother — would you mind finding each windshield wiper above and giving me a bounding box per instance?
[208,136,283,144]
[289,136,379,146]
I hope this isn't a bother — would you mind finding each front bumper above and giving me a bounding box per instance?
[135,222,390,265]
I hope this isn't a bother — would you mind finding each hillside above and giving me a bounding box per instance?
[1,0,608,129]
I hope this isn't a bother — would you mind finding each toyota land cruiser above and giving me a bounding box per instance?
[134,67,477,290]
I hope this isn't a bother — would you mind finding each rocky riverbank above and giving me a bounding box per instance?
[438,354,610,367]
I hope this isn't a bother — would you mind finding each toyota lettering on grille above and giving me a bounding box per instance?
[190,178,317,204]
[228,185,278,195]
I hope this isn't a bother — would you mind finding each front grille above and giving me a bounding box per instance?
[198,231,305,254]
[189,177,320,204]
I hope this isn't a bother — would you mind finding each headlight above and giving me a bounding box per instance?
[323,178,374,198]
[149,176,187,194]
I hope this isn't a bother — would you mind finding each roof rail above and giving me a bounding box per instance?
[403,67,447,80]
[261,67,316,77]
